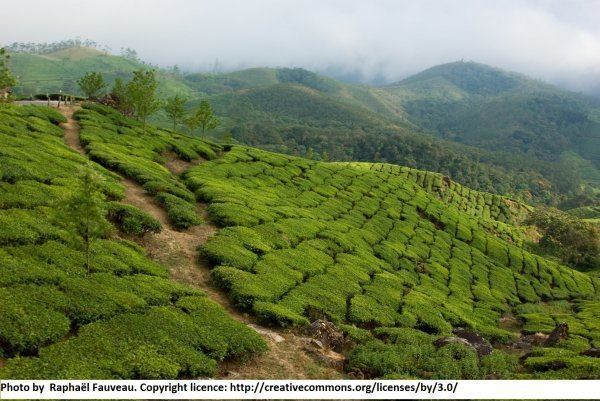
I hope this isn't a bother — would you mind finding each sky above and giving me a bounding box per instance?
[2,0,600,93]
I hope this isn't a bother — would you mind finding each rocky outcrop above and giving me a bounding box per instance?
[452,328,493,356]
[301,320,347,370]
[304,320,347,352]
[434,328,493,357]
[581,348,600,358]
[544,322,568,346]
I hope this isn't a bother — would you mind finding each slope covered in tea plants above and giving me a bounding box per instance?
[75,104,221,230]
[0,104,266,379]
[183,146,600,379]
[340,162,532,225]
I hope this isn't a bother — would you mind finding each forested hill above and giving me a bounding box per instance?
[7,47,600,207]
[385,61,600,178]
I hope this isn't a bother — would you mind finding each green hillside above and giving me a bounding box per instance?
[1,103,599,379]
[6,48,599,207]
[0,104,265,378]
[385,61,600,174]
[182,144,600,379]
[8,48,193,98]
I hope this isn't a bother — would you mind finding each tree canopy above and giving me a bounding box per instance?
[186,100,218,135]
[0,48,17,90]
[164,95,187,130]
[126,69,161,131]
[77,72,107,99]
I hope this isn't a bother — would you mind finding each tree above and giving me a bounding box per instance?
[0,48,17,91]
[186,100,218,135]
[77,72,107,100]
[164,95,187,131]
[127,69,161,132]
[110,77,132,115]
[121,47,138,61]
[526,208,600,271]
[60,167,111,273]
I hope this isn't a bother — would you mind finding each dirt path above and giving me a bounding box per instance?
[57,106,343,379]
[59,106,86,155]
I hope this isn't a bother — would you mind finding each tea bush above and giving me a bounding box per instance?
[0,105,265,378]
[107,203,162,236]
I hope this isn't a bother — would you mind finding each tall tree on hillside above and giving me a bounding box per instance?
[127,69,161,132]
[164,95,187,131]
[59,167,111,274]
[0,48,18,93]
[110,77,133,115]
[77,72,107,100]
[186,100,218,135]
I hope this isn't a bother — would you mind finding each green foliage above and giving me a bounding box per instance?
[77,72,107,100]
[74,104,220,229]
[8,46,194,100]
[347,332,481,379]
[184,145,598,378]
[155,193,202,229]
[57,167,112,273]
[521,347,600,379]
[1,305,266,379]
[126,69,161,130]
[107,202,162,236]
[7,48,598,206]
[164,95,187,130]
[527,208,600,271]
[186,100,218,135]
[0,48,18,91]
[0,105,265,378]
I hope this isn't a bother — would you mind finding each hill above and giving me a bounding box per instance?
[0,103,598,379]
[6,48,599,206]
[8,48,193,98]
[0,104,266,378]
[384,61,600,178]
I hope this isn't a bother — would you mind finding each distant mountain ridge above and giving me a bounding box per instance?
[384,61,600,173]
[6,48,599,206]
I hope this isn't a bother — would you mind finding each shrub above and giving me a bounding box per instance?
[107,202,162,236]
[155,193,201,229]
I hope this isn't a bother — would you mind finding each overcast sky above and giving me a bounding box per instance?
[3,0,600,93]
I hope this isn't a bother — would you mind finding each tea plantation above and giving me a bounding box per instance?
[2,102,598,379]
[0,104,265,379]
[75,104,222,229]
[184,146,600,378]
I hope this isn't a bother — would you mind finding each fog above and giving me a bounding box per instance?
[2,0,600,94]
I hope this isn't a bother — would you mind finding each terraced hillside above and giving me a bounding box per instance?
[183,147,599,378]
[2,103,599,380]
[0,104,266,379]
[340,162,532,225]
[75,104,221,230]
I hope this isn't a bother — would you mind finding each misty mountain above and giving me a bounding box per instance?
[7,48,600,205]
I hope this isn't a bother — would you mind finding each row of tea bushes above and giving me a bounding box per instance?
[0,105,266,378]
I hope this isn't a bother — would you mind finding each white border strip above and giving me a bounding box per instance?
[1,380,599,399]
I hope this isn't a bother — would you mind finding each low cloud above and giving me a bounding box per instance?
[2,0,600,93]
